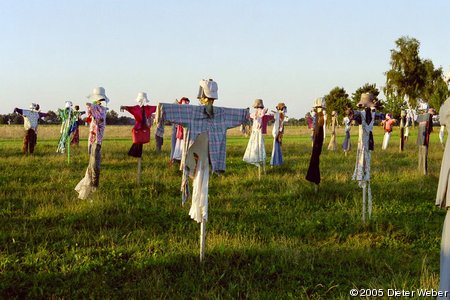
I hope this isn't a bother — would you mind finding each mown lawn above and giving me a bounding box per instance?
[0,124,446,299]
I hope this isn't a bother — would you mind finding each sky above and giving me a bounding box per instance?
[1,0,449,119]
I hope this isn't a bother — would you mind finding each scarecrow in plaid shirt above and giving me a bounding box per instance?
[157,79,249,224]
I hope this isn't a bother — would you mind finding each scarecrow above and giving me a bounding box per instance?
[416,106,434,175]
[171,97,190,162]
[436,70,450,296]
[352,93,376,222]
[156,79,248,261]
[404,108,415,142]
[74,87,109,200]
[70,105,85,146]
[120,92,157,184]
[327,110,338,151]
[270,103,287,166]
[243,99,271,178]
[342,108,353,155]
[306,97,325,192]
[381,113,397,150]
[56,101,80,163]
[13,103,47,155]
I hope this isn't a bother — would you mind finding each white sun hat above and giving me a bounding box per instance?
[87,87,110,104]
[136,92,149,106]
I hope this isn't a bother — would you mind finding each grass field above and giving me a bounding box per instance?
[0,124,446,299]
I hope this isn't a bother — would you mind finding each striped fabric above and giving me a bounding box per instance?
[158,103,249,172]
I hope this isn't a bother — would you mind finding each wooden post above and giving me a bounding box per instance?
[137,157,142,185]
[200,219,206,262]
[362,183,366,223]
[258,164,261,181]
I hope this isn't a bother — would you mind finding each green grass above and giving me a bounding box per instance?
[0,125,446,299]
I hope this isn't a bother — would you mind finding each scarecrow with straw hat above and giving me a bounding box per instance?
[306,97,325,191]
[243,98,272,178]
[270,102,287,166]
[352,92,376,222]
[13,103,47,155]
[436,70,450,297]
[120,92,157,184]
[156,79,248,261]
[74,87,109,200]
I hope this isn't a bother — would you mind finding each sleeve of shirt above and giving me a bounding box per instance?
[145,106,157,119]
[21,109,32,119]
[222,107,249,129]
[158,103,195,127]
[39,112,48,118]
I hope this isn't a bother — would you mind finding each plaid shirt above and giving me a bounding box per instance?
[158,103,249,172]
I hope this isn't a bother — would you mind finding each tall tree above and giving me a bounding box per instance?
[384,36,426,108]
[323,86,351,123]
[422,60,449,112]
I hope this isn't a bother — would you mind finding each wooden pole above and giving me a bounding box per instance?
[137,157,142,185]
[258,164,261,180]
[362,183,366,223]
[200,219,206,262]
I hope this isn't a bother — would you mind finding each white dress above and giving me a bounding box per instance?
[352,109,375,220]
[243,108,266,166]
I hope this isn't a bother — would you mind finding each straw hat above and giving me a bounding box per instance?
[253,99,264,108]
[357,93,375,108]
[135,92,149,105]
[313,97,325,109]
[87,87,110,104]
[276,102,287,111]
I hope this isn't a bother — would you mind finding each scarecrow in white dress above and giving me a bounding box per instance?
[243,99,271,178]
[352,93,376,222]
[437,70,450,299]
[14,103,47,155]
[156,79,248,261]
[75,87,109,200]
[327,110,338,151]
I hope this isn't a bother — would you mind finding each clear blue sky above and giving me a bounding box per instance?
[1,0,449,118]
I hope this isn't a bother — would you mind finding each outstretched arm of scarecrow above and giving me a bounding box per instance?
[223,107,251,129]
[13,108,23,115]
